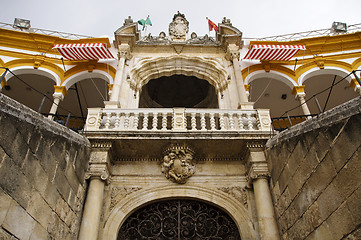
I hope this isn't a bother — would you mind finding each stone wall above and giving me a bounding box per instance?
[0,93,91,239]
[266,96,361,240]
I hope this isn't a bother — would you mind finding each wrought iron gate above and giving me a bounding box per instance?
[117,199,241,240]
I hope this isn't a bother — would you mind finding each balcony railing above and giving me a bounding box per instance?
[84,108,272,133]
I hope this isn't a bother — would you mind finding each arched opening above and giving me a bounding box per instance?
[104,186,255,240]
[117,199,241,240]
[249,77,301,118]
[303,73,358,114]
[58,77,109,130]
[3,73,54,114]
[139,75,218,108]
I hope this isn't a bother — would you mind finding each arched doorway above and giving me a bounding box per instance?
[117,199,241,240]
[103,186,255,240]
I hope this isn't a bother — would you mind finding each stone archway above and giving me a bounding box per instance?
[103,185,256,240]
[117,198,241,239]
[130,55,228,93]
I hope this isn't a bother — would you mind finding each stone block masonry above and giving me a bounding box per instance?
[266,96,361,240]
[0,93,91,240]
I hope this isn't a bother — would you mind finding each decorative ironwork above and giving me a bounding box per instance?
[117,199,241,240]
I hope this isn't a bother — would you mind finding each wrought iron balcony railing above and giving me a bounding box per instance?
[84,108,272,133]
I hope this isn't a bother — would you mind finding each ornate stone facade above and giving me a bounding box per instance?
[2,10,360,240]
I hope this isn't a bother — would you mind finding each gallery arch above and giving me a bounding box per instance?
[303,72,359,113]
[2,70,55,114]
[246,72,301,117]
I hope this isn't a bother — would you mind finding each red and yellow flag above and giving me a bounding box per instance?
[207,18,218,32]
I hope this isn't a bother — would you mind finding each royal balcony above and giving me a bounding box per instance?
[83,107,272,160]
[84,107,272,133]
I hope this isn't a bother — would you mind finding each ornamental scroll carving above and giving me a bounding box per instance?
[218,186,248,208]
[162,145,195,184]
[110,186,142,211]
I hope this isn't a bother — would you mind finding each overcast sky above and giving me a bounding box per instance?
[1,0,360,40]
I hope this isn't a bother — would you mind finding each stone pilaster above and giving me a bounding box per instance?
[106,44,130,107]
[227,44,249,107]
[78,141,112,240]
[292,86,311,117]
[246,143,280,240]
[48,86,67,120]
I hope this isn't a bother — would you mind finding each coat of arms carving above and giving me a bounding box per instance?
[162,145,195,184]
[169,11,189,41]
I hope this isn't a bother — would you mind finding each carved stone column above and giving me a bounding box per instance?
[48,86,67,120]
[228,44,249,108]
[106,44,130,108]
[292,86,311,118]
[78,142,112,240]
[246,144,280,240]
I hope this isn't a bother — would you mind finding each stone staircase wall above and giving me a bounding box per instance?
[266,96,361,240]
[0,93,91,240]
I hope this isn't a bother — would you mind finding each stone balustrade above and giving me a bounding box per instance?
[84,108,272,132]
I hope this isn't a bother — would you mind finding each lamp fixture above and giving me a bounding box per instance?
[332,22,347,32]
[13,18,31,30]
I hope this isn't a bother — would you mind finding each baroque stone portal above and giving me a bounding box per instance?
[162,145,195,184]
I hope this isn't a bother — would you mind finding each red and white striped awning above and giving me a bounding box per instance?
[243,45,306,61]
[53,43,114,60]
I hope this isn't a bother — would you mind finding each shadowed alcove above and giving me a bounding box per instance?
[139,75,218,108]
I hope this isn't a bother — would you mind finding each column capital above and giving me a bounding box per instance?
[226,44,240,61]
[292,85,306,96]
[53,86,67,99]
[350,78,361,95]
[245,143,270,182]
[117,44,131,60]
[85,141,113,182]
[52,92,64,101]
[85,163,110,182]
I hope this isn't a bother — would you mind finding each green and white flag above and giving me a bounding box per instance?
[138,16,152,31]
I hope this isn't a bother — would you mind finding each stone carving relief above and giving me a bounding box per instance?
[169,11,189,41]
[110,186,142,211]
[218,187,248,208]
[162,145,195,184]
[123,16,133,26]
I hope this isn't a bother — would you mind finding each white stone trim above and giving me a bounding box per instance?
[299,66,353,85]
[244,70,297,89]
[5,66,61,85]
[62,69,113,89]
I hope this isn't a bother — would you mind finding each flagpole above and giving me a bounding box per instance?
[206,17,210,36]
